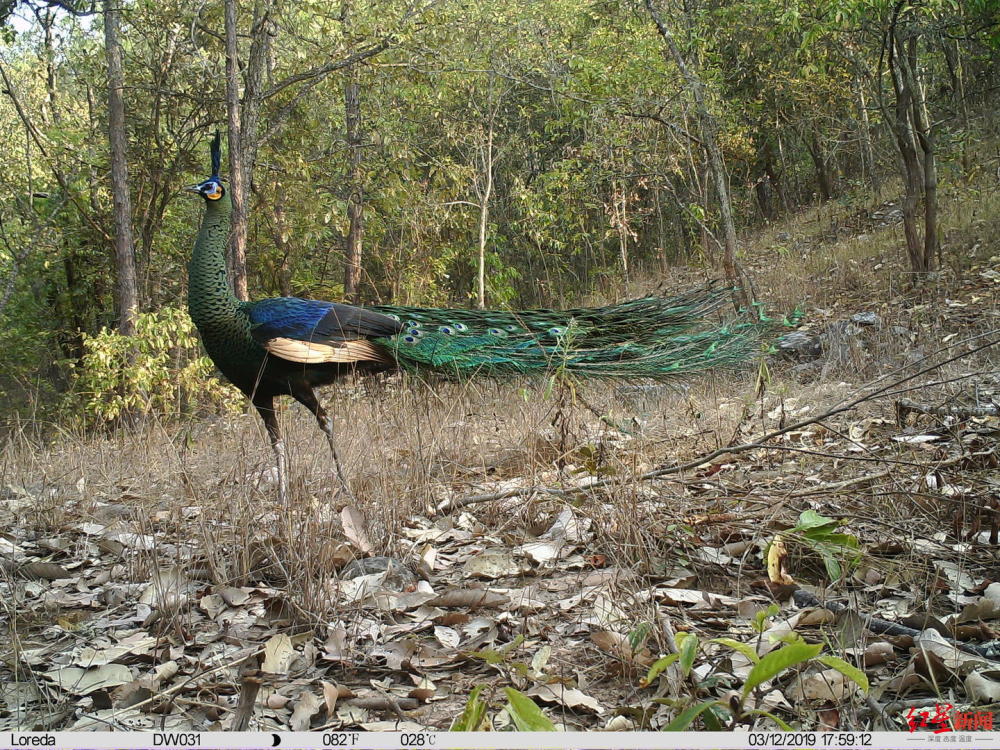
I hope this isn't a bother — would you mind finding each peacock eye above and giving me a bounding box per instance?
[438,326,454,334]
[453,322,468,331]
[405,320,420,327]
[402,335,417,344]
[407,327,423,336]
[488,328,504,336]
[548,326,565,336]
[505,325,519,332]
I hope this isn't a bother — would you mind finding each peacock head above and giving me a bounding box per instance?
[185,177,225,201]
[184,131,225,201]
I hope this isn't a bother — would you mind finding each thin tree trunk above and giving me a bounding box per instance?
[807,131,833,201]
[940,36,970,175]
[241,0,271,180]
[889,27,927,273]
[904,36,938,271]
[272,184,293,296]
[476,120,494,309]
[343,68,364,303]
[224,0,249,300]
[103,0,138,335]
[645,0,747,306]
[847,47,878,192]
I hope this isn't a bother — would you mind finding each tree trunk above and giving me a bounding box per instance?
[103,0,138,335]
[904,36,938,271]
[476,121,494,309]
[941,35,970,175]
[645,0,747,306]
[221,0,272,302]
[807,131,833,201]
[224,0,249,300]
[889,26,928,273]
[343,67,364,303]
[272,184,293,297]
[848,51,878,192]
[755,138,779,221]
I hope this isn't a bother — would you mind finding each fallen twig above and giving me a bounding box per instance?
[792,589,1000,659]
[897,397,999,420]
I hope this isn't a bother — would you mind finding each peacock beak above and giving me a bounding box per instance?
[183,184,202,194]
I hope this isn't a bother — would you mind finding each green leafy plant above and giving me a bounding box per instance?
[784,510,861,582]
[450,686,557,731]
[67,307,242,424]
[643,629,869,731]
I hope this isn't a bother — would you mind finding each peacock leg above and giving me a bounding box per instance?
[253,395,288,504]
[290,385,355,500]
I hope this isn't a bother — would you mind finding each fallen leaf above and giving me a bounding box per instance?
[17,562,73,580]
[289,690,323,731]
[46,664,133,695]
[433,626,461,650]
[788,668,858,701]
[590,630,652,666]
[261,634,296,674]
[341,505,373,554]
[767,538,795,585]
[464,550,525,579]
[518,540,565,564]
[218,586,252,607]
[528,684,604,714]
[965,671,1000,702]
[425,589,509,609]
[863,641,896,667]
[73,633,157,667]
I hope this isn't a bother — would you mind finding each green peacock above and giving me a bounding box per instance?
[185,133,780,501]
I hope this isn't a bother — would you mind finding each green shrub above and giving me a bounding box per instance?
[67,307,241,424]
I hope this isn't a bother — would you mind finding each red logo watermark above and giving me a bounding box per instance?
[907,704,995,733]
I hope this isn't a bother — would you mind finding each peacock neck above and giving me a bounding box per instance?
[188,195,241,326]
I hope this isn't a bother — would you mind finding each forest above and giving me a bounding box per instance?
[1,0,1000,737]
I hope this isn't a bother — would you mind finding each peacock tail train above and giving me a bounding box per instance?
[364,289,785,381]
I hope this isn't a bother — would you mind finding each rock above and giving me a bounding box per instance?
[341,556,416,588]
[776,331,822,359]
[851,311,881,327]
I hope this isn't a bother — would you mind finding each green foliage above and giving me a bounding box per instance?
[450,686,488,731]
[817,654,870,694]
[741,639,823,700]
[785,509,860,582]
[503,688,557,731]
[642,628,870,730]
[67,307,242,424]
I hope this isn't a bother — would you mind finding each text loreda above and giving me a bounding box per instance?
[9,736,55,746]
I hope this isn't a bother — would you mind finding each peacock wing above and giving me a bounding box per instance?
[244,297,403,365]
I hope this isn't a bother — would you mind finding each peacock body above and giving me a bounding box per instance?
[185,134,776,500]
